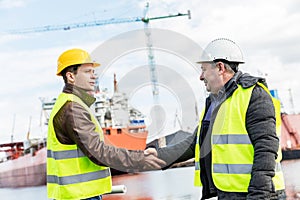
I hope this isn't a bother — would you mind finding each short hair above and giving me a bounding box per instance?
[214,59,239,73]
[61,64,81,84]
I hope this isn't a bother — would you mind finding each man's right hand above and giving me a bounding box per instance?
[142,153,166,171]
[144,148,158,157]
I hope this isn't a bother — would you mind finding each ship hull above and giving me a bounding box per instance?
[0,127,147,188]
[103,127,148,150]
[0,147,46,188]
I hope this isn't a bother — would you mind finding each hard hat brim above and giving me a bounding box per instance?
[195,60,213,64]
[56,62,100,76]
[196,60,245,64]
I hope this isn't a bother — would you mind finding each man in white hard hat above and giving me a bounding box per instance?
[47,48,166,200]
[146,38,286,199]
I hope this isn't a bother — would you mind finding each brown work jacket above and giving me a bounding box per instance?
[53,83,145,172]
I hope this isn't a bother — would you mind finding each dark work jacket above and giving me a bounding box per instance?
[157,71,281,199]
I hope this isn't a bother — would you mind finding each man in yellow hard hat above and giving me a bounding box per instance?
[47,48,166,200]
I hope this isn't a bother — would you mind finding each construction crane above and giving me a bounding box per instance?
[8,3,191,147]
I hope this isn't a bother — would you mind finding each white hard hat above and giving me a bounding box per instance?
[197,38,244,63]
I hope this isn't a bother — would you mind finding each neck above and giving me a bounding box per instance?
[223,72,235,85]
[211,72,235,94]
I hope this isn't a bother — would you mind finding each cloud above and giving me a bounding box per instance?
[0,0,26,9]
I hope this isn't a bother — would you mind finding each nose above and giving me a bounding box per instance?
[91,72,97,79]
[200,71,204,81]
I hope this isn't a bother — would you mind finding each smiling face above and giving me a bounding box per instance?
[199,62,223,94]
[66,63,97,92]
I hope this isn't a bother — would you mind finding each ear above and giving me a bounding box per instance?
[216,62,226,75]
[66,72,75,84]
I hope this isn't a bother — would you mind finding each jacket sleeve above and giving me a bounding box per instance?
[246,85,279,199]
[157,127,197,168]
[61,102,147,172]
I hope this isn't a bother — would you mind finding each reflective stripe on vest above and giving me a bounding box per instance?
[47,93,112,200]
[213,163,282,174]
[194,83,285,192]
[213,134,251,144]
[47,149,85,160]
[47,168,111,185]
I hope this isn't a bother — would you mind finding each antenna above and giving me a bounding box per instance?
[26,116,32,140]
[288,88,295,114]
[11,114,16,143]
[173,109,183,129]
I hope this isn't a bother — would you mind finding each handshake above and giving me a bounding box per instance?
[142,148,167,171]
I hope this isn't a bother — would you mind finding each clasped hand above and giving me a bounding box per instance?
[142,148,166,171]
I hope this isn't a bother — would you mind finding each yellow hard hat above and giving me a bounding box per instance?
[56,48,100,76]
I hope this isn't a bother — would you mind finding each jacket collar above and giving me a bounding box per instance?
[208,70,266,103]
[237,72,267,88]
[62,83,96,107]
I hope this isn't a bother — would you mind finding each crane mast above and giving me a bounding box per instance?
[143,3,164,147]
[143,3,159,104]
[141,3,190,147]
[142,3,190,147]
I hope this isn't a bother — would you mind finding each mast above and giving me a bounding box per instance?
[288,88,295,114]
[114,73,118,93]
[26,116,32,140]
[11,114,16,143]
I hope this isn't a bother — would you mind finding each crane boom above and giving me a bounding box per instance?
[7,11,190,34]
[7,17,141,34]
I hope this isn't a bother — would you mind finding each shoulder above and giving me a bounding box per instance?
[237,72,267,89]
[63,100,86,111]
[58,101,91,121]
[247,84,274,118]
[253,83,269,95]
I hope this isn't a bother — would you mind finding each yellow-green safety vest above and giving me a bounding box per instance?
[47,93,112,200]
[194,83,285,192]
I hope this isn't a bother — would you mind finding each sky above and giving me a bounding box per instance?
[0,0,300,143]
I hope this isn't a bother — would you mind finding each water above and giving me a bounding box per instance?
[281,160,300,199]
[2,162,298,200]
[106,167,201,200]
[0,185,47,200]
[0,167,201,200]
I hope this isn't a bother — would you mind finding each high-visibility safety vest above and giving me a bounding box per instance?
[194,83,285,192]
[47,93,112,200]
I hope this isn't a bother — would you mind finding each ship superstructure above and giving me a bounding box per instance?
[93,74,148,150]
